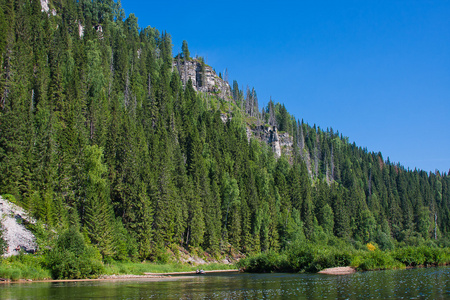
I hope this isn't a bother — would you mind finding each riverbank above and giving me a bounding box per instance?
[143,269,240,276]
[0,269,240,284]
[0,274,181,284]
[237,244,450,273]
[0,256,238,282]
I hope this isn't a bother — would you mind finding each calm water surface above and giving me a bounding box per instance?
[1,267,449,299]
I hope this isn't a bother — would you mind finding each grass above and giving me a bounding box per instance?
[0,255,236,281]
[103,261,236,275]
[0,254,51,280]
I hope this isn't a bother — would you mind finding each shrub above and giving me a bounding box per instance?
[286,244,352,273]
[366,243,376,252]
[0,254,51,280]
[392,246,450,267]
[45,227,104,279]
[357,250,403,271]
[238,251,287,273]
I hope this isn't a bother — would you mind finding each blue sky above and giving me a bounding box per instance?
[120,0,450,173]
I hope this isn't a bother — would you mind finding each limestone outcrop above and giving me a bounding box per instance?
[40,0,56,16]
[0,197,38,257]
[173,58,232,100]
[249,125,293,158]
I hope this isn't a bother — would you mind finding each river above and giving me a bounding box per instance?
[1,267,449,299]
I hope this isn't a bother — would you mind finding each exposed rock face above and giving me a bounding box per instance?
[173,58,293,159]
[173,58,232,100]
[278,131,294,157]
[78,21,84,38]
[220,113,229,123]
[0,197,38,257]
[249,125,293,158]
[271,127,282,158]
[40,0,56,16]
[40,0,49,13]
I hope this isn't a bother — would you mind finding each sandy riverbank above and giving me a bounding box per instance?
[143,269,240,276]
[318,266,356,275]
[0,269,241,284]
[0,274,185,284]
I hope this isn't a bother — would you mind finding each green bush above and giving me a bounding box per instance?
[239,244,353,273]
[45,228,104,279]
[285,243,352,272]
[0,254,51,280]
[357,250,399,270]
[392,246,450,267]
[235,244,449,274]
[286,245,315,272]
[238,251,287,273]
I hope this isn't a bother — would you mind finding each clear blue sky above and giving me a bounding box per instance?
[120,0,450,173]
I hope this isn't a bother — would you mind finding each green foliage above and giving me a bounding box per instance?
[240,243,450,273]
[181,40,190,60]
[104,261,236,275]
[0,0,448,272]
[0,254,51,281]
[237,251,288,273]
[392,246,450,267]
[2,194,17,205]
[26,219,57,251]
[239,243,352,273]
[45,228,104,279]
[286,243,352,272]
[354,250,403,271]
[0,225,6,256]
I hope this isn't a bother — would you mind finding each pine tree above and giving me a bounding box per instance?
[82,145,115,258]
[181,40,190,60]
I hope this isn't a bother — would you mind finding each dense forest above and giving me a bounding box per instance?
[0,0,449,263]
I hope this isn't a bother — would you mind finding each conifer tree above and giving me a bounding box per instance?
[83,145,115,257]
[181,40,190,60]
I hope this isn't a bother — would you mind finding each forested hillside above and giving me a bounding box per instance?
[0,0,449,262]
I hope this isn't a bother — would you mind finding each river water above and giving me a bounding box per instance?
[1,267,449,299]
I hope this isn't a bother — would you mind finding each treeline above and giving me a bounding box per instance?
[0,0,449,263]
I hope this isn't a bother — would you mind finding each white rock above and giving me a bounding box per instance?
[40,0,49,13]
[0,197,37,257]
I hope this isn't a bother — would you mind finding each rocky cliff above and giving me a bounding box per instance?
[173,57,295,159]
[248,125,293,158]
[174,58,232,100]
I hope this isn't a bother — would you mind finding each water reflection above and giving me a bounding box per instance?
[0,267,449,299]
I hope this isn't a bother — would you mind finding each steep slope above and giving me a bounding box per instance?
[0,0,448,263]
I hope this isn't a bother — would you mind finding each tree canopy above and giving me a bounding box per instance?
[0,0,449,262]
